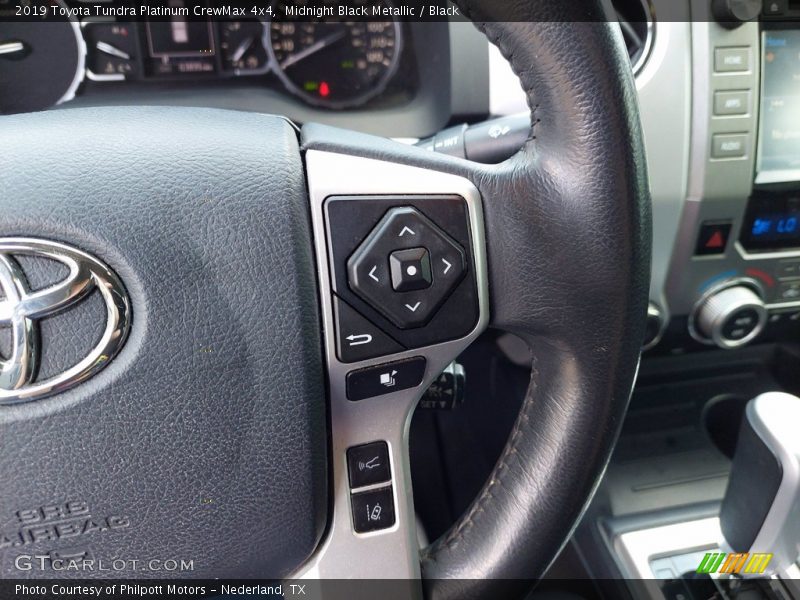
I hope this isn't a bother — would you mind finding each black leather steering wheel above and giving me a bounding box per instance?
[0,1,649,598]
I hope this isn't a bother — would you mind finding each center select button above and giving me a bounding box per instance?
[390,247,433,292]
[712,133,748,159]
[346,356,427,401]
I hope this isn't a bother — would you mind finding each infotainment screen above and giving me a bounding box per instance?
[756,29,800,184]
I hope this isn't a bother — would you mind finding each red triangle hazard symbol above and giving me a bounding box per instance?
[706,230,725,249]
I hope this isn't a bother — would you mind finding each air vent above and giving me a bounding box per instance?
[613,0,655,75]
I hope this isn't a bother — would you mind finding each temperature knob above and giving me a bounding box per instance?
[694,285,767,349]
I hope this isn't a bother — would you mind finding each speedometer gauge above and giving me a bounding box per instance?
[267,6,402,109]
[220,20,269,75]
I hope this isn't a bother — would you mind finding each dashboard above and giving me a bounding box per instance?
[0,8,460,137]
[1,10,420,114]
[80,16,404,109]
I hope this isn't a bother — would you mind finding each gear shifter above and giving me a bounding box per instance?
[719,392,800,577]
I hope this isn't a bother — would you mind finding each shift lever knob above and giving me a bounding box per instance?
[719,392,800,576]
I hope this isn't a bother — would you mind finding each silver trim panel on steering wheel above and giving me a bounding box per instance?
[291,150,489,583]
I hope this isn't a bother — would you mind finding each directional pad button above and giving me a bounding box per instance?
[347,207,466,329]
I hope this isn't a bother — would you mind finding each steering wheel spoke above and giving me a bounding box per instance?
[293,149,490,582]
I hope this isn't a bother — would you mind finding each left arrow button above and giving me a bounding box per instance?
[334,296,405,363]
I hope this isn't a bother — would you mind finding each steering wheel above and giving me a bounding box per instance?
[0,1,649,598]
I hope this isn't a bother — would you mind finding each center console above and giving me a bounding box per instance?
[578,10,800,596]
[655,9,800,354]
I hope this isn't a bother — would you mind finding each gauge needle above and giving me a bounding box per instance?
[0,41,26,57]
[232,36,255,63]
[96,41,131,61]
[280,30,346,70]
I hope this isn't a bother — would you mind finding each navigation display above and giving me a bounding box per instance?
[757,30,800,183]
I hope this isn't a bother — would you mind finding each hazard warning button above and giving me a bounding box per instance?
[696,221,732,256]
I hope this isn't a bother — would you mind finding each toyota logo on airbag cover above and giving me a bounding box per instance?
[0,238,131,405]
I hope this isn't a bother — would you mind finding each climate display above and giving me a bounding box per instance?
[751,213,798,237]
[741,196,800,251]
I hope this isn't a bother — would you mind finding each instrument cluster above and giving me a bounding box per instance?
[0,7,405,114]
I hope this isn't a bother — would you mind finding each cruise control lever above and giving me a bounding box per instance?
[419,361,466,410]
[416,113,530,164]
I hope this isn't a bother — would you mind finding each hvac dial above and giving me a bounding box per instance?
[267,9,402,109]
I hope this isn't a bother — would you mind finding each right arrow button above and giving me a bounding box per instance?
[442,258,452,275]
[437,247,465,282]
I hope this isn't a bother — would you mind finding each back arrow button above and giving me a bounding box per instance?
[334,296,404,363]
[346,334,373,346]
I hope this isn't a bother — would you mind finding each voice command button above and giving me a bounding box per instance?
[347,441,391,489]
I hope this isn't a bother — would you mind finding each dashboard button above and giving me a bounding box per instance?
[346,356,426,401]
[778,259,800,279]
[348,207,467,329]
[713,90,750,116]
[779,280,800,301]
[334,296,404,363]
[722,308,760,340]
[390,247,432,292]
[714,47,751,72]
[695,221,732,255]
[347,442,391,489]
[764,0,787,15]
[712,133,748,158]
[351,486,395,533]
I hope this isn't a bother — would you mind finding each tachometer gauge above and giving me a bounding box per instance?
[267,5,402,109]
[83,21,139,81]
[0,20,85,114]
[219,20,269,75]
